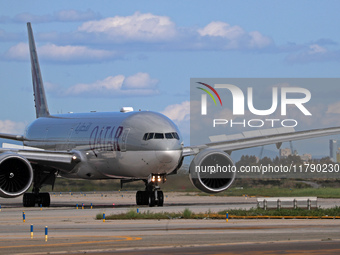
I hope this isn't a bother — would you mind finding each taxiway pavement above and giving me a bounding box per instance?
[0,192,339,254]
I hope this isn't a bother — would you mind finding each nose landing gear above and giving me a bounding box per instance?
[136,174,166,207]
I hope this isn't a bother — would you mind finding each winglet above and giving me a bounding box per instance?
[27,22,50,118]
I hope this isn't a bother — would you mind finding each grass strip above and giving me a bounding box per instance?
[96,206,340,220]
[218,207,340,217]
[200,187,340,198]
[96,208,194,220]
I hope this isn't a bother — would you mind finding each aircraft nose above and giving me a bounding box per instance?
[155,151,173,163]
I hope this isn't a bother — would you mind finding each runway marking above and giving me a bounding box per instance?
[101,239,340,253]
[0,236,142,249]
[68,239,340,255]
[0,221,339,236]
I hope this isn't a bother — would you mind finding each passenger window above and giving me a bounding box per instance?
[147,133,154,140]
[154,133,164,139]
[165,133,173,139]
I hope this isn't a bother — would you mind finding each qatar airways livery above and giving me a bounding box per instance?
[0,23,340,207]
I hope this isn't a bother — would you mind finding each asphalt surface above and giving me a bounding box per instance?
[0,192,339,254]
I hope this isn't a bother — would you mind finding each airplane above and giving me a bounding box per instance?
[1,22,340,207]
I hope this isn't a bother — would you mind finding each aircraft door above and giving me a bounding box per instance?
[120,128,130,152]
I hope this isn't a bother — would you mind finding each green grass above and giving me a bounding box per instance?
[218,207,340,217]
[96,207,340,220]
[202,187,340,198]
[183,208,192,219]
[96,209,192,220]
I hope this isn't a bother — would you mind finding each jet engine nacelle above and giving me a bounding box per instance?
[189,149,236,193]
[0,153,33,198]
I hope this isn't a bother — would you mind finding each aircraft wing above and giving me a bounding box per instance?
[0,133,25,141]
[0,147,81,172]
[0,131,80,171]
[182,126,340,157]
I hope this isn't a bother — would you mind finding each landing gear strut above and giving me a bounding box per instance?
[136,174,166,207]
[23,166,55,207]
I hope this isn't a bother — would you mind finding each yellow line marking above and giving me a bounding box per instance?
[83,238,340,254]
[0,236,142,249]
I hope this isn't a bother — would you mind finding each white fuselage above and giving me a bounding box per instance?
[24,111,183,180]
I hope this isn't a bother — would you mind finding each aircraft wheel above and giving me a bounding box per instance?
[142,191,149,205]
[23,193,36,207]
[157,191,164,207]
[136,191,143,205]
[40,193,50,207]
[148,191,156,207]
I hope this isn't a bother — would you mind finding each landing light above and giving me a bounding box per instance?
[148,174,166,184]
[151,175,162,182]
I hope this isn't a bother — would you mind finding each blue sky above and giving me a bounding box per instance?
[1,0,340,156]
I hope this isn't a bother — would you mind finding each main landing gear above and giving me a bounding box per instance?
[23,166,55,207]
[23,192,50,207]
[136,174,166,207]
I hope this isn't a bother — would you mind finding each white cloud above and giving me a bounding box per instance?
[2,13,277,64]
[39,44,116,61]
[162,101,190,122]
[78,12,177,42]
[123,72,158,89]
[4,43,118,62]
[309,44,327,54]
[285,44,340,64]
[198,21,244,39]
[0,120,26,134]
[162,101,190,138]
[65,75,125,95]
[248,31,273,49]
[198,21,272,49]
[62,72,159,97]
[5,42,28,61]
[45,81,61,91]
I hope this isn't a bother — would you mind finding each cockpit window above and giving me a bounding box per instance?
[154,133,164,139]
[147,133,154,140]
[143,133,148,141]
[143,132,179,140]
[172,132,180,140]
[165,133,173,139]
